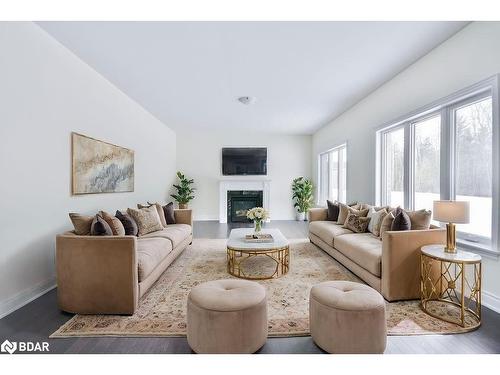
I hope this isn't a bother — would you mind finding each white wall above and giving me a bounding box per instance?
[0,22,177,317]
[176,129,312,221]
[312,21,500,312]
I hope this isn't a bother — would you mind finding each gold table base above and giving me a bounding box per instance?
[420,253,481,331]
[227,245,290,280]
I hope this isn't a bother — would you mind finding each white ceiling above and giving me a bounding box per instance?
[37,21,468,134]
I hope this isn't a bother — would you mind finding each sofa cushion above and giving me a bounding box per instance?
[90,214,113,236]
[405,209,432,230]
[309,221,353,246]
[326,200,340,221]
[116,210,139,236]
[391,208,411,231]
[127,206,163,236]
[343,213,370,233]
[69,213,93,235]
[140,224,192,248]
[337,204,369,225]
[137,237,173,282]
[163,202,176,224]
[333,233,382,277]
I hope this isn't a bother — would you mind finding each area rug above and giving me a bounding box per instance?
[51,238,475,338]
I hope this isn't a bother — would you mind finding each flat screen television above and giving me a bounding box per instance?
[222,147,267,175]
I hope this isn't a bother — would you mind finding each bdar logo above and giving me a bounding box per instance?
[1,340,17,354]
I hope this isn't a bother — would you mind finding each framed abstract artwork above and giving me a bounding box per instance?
[71,132,134,194]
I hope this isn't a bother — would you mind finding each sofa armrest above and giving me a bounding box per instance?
[56,233,138,314]
[381,228,446,301]
[174,209,193,227]
[309,208,328,222]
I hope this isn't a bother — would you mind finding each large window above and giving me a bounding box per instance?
[318,144,347,204]
[453,97,493,239]
[377,77,498,252]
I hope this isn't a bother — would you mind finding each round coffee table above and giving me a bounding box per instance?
[226,228,290,280]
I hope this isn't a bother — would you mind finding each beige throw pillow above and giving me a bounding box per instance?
[138,202,167,227]
[378,212,395,240]
[367,208,388,237]
[69,213,93,235]
[405,209,432,230]
[337,203,369,225]
[343,213,371,233]
[127,206,163,236]
[100,211,126,236]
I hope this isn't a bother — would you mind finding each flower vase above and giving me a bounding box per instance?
[254,220,262,234]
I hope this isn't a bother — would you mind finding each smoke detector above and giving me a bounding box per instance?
[238,96,256,105]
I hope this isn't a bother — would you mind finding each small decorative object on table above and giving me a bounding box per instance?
[420,244,481,330]
[244,233,274,243]
[246,207,269,234]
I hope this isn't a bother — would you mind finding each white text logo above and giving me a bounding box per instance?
[1,339,49,354]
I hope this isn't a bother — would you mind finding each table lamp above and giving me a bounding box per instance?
[433,200,470,253]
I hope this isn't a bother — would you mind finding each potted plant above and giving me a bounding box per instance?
[170,171,195,209]
[292,177,313,221]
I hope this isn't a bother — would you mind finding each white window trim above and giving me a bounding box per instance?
[317,142,348,206]
[375,75,500,256]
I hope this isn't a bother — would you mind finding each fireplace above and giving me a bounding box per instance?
[227,190,263,223]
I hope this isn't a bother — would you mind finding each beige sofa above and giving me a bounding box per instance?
[308,208,445,301]
[56,209,193,315]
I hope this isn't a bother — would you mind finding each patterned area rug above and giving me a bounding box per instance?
[51,238,475,338]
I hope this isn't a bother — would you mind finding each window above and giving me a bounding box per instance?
[318,144,347,204]
[413,115,441,214]
[453,97,493,240]
[382,126,405,208]
[377,76,499,252]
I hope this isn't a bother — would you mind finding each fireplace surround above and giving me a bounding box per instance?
[219,179,271,223]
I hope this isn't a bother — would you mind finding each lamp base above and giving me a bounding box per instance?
[444,223,456,253]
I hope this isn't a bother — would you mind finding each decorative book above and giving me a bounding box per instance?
[244,233,274,243]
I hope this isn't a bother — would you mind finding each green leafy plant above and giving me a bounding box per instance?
[292,177,313,213]
[170,171,195,206]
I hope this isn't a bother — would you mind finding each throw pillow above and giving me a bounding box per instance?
[337,203,369,225]
[99,211,126,236]
[69,213,93,235]
[367,208,388,236]
[343,213,371,233]
[405,209,432,230]
[90,214,113,236]
[379,212,395,240]
[360,203,390,212]
[115,210,139,236]
[391,208,411,231]
[137,202,168,228]
[326,200,340,221]
[127,206,163,236]
[163,202,176,224]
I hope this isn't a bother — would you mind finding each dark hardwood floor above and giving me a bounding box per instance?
[1,220,499,354]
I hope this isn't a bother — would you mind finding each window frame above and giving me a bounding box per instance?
[317,143,347,205]
[375,75,500,256]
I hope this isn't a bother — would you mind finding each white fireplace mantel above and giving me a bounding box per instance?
[219,179,271,223]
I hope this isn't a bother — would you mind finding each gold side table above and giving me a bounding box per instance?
[420,244,481,331]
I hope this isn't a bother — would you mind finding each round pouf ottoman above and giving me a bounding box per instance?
[309,281,387,354]
[187,279,268,354]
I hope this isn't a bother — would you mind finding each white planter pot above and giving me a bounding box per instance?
[296,212,306,221]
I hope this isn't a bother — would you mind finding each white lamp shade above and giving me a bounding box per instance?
[433,200,470,224]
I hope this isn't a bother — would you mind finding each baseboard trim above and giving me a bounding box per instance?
[482,290,500,314]
[0,277,56,319]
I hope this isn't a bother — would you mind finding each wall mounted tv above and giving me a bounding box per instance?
[222,147,267,176]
